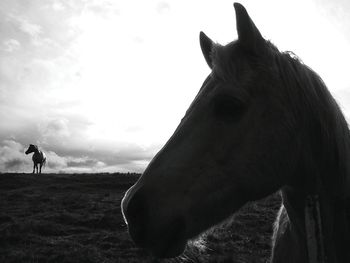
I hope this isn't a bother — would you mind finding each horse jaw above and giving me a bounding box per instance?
[122,153,258,258]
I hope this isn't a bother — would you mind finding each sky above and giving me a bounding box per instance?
[0,0,350,173]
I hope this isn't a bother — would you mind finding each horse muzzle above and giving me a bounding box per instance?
[121,186,188,258]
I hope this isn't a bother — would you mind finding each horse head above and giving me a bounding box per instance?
[121,2,346,258]
[25,144,38,155]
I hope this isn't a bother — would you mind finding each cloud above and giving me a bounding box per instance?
[52,0,65,11]
[18,18,42,38]
[4,13,42,44]
[45,150,67,169]
[40,118,70,140]
[4,158,24,170]
[314,0,350,34]
[2,39,21,52]
[35,115,93,155]
[83,0,120,18]
[156,1,170,15]
[0,140,29,171]
[66,156,104,168]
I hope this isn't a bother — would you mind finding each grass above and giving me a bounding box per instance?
[0,173,280,263]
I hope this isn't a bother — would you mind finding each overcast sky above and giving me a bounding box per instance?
[1,0,350,173]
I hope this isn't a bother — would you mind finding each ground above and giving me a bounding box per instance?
[0,173,281,263]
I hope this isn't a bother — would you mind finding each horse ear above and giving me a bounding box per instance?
[200,31,214,69]
[234,3,265,53]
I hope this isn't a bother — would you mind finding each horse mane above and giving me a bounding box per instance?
[268,45,350,260]
[211,40,350,199]
[272,46,350,199]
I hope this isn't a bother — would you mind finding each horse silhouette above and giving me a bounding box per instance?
[122,3,350,262]
[25,144,47,174]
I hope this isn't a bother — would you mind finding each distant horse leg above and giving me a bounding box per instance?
[32,163,36,174]
[39,163,43,174]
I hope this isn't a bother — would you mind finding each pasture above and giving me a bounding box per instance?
[0,173,280,262]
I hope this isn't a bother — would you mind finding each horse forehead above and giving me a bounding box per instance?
[29,144,37,150]
[185,76,215,114]
[187,73,245,114]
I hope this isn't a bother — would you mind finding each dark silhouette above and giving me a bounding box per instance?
[25,144,47,174]
[122,3,350,262]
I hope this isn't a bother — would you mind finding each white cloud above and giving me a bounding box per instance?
[10,15,43,39]
[45,150,67,169]
[0,140,29,171]
[40,118,71,140]
[52,0,65,11]
[156,1,171,14]
[2,39,21,52]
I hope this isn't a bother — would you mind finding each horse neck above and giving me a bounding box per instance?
[304,97,350,261]
[317,193,350,262]
[282,170,350,262]
[316,115,350,262]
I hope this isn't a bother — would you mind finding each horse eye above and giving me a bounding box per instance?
[213,96,246,121]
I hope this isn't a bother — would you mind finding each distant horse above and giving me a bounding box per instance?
[25,144,47,174]
[122,3,350,262]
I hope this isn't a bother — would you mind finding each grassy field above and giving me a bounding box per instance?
[0,173,281,263]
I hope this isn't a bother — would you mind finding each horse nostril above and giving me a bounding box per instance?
[124,190,149,246]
